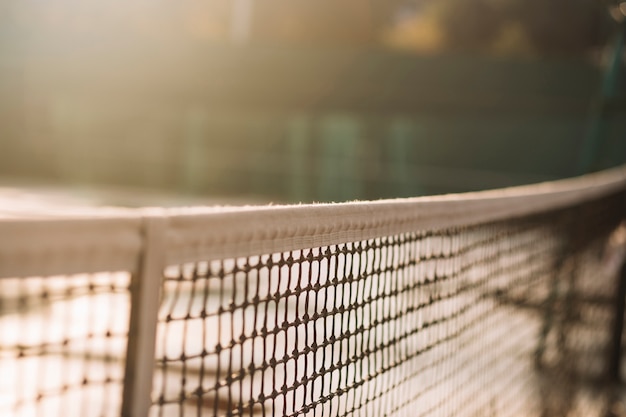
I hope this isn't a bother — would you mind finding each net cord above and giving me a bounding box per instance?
[1,166,625,279]
[165,166,626,263]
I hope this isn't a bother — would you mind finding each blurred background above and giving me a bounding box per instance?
[0,0,625,205]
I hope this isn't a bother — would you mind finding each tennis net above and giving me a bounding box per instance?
[1,167,626,417]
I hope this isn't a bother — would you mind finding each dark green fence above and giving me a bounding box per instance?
[1,46,624,202]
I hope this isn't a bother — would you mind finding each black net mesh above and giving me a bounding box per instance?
[151,192,626,417]
[1,189,625,417]
[0,272,131,417]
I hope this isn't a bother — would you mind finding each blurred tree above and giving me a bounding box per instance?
[6,0,613,56]
[382,1,445,53]
[382,0,611,57]
[514,0,608,55]
[436,0,505,53]
[250,0,386,45]
[382,14,444,53]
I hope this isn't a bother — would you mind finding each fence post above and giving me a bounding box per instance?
[182,108,209,194]
[121,211,167,417]
[578,24,625,174]
[318,115,361,202]
[609,259,626,383]
[388,119,416,198]
[288,115,311,203]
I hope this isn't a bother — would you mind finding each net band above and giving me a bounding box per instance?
[2,165,624,271]
[164,165,626,263]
